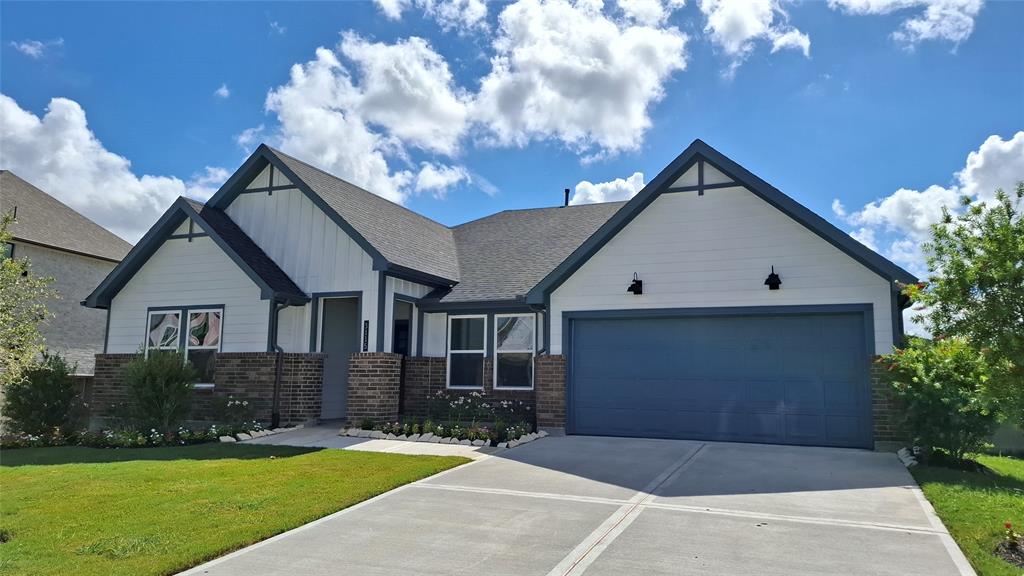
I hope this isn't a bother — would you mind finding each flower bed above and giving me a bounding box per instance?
[339,423,546,449]
[0,420,276,450]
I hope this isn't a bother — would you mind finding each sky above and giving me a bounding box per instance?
[1,0,1022,291]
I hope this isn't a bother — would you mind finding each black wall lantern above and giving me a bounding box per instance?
[764,266,782,290]
[627,272,643,295]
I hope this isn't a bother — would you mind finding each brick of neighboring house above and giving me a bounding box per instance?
[90,352,323,427]
[346,352,403,425]
[535,355,566,430]
[400,355,539,422]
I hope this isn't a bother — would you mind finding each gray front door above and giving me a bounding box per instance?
[568,312,872,448]
[320,298,360,420]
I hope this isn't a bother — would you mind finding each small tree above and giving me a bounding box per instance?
[881,337,998,460]
[0,212,57,389]
[3,353,81,435]
[122,350,196,435]
[904,183,1024,425]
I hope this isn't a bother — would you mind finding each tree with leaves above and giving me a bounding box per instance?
[904,183,1024,425]
[0,211,57,389]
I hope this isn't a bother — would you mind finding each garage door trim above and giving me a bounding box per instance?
[562,304,875,444]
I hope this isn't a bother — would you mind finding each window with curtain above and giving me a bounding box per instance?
[494,314,534,389]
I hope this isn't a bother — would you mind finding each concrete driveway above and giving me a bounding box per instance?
[182,436,974,576]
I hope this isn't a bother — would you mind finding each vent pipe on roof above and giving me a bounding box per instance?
[564,188,570,207]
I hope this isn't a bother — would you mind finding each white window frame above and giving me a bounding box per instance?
[185,307,223,387]
[144,306,223,388]
[493,313,535,390]
[145,310,183,354]
[446,314,486,389]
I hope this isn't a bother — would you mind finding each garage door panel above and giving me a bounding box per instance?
[784,379,825,411]
[569,312,872,448]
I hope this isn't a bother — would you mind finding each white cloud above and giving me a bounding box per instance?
[186,166,231,199]
[616,0,686,26]
[414,162,470,196]
[235,124,266,151]
[827,0,983,46]
[257,33,473,204]
[214,83,230,99]
[339,33,469,156]
[9,38,63,59]
[372,0,488,32]
[474,0,688,159]
[269,20,287,35]
[698,0,809,74]
[834,131,1024,277]
[570,171,645,204]
[263,48,412,204]
[0,94,223,242]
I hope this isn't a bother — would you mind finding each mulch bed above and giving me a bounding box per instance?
[995,541,1024,568]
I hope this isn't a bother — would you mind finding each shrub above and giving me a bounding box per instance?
[880,337,999,460]
[2,353,82,435]
[122,351,196,435]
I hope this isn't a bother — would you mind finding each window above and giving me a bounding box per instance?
[186,309,222,384]
[447,315,485,389]
[494,314,535,389]
[145,307,222,386]
[1,242,13,260]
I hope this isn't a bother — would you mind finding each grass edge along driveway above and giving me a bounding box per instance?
[0,444,469,576]
[912,454,1024,576]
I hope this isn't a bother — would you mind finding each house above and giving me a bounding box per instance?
[83,140,916,449]
[1,171,132,375]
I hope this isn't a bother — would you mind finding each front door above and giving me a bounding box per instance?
[320,298,359,420]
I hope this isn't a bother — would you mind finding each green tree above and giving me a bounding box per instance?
[904,183,1024,424]
[0,212,57,389]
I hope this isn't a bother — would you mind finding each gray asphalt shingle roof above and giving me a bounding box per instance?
[0,170,132,262]
[256,147,626,303]
[441,202,626,303]
[266,147,461,283]
[184,198,306,301]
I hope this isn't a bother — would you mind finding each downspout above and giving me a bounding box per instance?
[269,299,291,429]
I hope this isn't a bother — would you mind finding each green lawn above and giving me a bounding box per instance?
[912,454,1024,576]
[0,444,468,576]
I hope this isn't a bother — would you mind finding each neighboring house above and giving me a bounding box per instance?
[84,140,916,449]
[1,171,132,375]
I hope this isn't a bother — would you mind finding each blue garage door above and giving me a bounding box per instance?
[568,313,872,448]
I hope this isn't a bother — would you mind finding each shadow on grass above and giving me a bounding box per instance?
[0,443,323,467]
[913,460,1024,494]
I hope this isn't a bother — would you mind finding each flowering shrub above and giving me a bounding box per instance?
[426,390,533,427]
[0,421,263,450]
[210,395,257,428]
[1006,522,1021,550]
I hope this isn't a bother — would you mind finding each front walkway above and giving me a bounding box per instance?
[185,435,974,576]
[242,423,500,460]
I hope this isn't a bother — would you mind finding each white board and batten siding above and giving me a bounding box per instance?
[549,184,896,355]
[225,166,435,353]
[106,234,269,353]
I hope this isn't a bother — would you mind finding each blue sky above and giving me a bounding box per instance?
[1,0,1021,282]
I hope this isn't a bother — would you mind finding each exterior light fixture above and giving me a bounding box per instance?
[627,272,643,295]
[764,266,781,290]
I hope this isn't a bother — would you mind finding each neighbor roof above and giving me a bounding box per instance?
[0,170,132,262]
[263,147,460,284]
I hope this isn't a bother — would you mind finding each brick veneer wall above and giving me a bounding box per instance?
[346,353,403,425]
[535,355,566,429]
[400,356,539,422]
[90,352,323,426]
[870,357,905,445]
